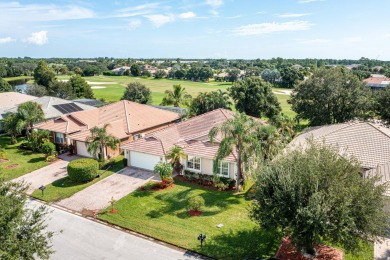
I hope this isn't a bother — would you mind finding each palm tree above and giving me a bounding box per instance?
[86,124,120,161]
[160,84,192,107]
[2,112,24,144]
[165,146,186,173]
[16,101,45,138]
[209,112,269,192]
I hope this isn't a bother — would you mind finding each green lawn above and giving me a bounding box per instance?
[31,156,124,202]
[99,178,281,259]
[0,136,49,181]
[3,76,33,81]
[99,178,372,259]
[56,75,294,117]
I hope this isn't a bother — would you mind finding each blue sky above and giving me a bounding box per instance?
[1,0,390,59]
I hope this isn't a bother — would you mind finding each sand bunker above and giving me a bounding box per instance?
[86,81,116,85]
[91,86,107,89]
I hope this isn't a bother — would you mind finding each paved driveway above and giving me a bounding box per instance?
[56,167,158,213]
[13,154,78,194]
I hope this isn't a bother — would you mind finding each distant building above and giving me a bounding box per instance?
[363,77,390,90]
[111,66,130,75]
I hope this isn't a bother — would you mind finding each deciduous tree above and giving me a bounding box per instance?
[250,141,388,256]
[189,90,231,116]
[121,82,152,104]
[69,75,94,99]
[290,67,370,126]
[25,84,47,97]
[229,77,281,119]
[0,77,13,92]
[33,60,55,88]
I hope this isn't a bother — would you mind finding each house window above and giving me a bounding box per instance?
[186,156,201,171]
[218,161,229,177]
[133,134,140,140]
[55,132,64,144]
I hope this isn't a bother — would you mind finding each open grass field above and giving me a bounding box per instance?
[31,155,124,202]
[0,136,49,181]
[99,178,372,259]
[56,75,295,117]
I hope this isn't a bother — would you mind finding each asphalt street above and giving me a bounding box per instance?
[27,199,202,260]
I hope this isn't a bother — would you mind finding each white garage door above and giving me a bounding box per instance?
[76,141,93,158]
[130,151,161,171]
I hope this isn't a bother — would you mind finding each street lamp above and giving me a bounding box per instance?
[39,185,46,196]
[198,233,206,247]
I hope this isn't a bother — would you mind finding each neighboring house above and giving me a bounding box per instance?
[289,121,390,195]
[0,92,37,131]
[111,66,130,75]
[121,109,267,178]
[34,100,181,158]
[363,77,390,90]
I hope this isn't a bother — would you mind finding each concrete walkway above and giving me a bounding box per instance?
[375,237,390,259]
[56,167,158,213]
[13,154,78,194]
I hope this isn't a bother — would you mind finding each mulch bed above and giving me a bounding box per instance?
[275,237,343,260]
[188,210,202,216]
[6,164,19,169]
[0,158,10,164]
[175,175,235,191]
[109,209,118,214]
[139,183,175,192]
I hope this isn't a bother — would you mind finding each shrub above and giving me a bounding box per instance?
[41,142,56,158]
[188,196,205,212]
[153,162,173,180]
[220,177,236,189]
[45,155,57,162]
[67,158,99,183]
[0,146,7,159]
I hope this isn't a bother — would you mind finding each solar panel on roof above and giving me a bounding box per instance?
[53,103,84,114]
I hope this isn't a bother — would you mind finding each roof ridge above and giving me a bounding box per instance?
[305,121,357,139]
[123,100,131,134]
[366,122,390,139]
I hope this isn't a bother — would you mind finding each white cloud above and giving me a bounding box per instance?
[298,0,325,3]
[113,3,159,18]
[206,0,223,7]
[0,37,16,44]
[295,38,333,44]
[145,14,175,27]
[128,19,141,31]
[179,11,196,19]
[210,9,219,16]
[277,13,310,18]
[232,21,314,36]
[0,2,94,21]
[24,31,48,45]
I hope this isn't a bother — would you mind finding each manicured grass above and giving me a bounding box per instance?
[99,178,282,259]
[56,75,294,117]
[99,178,373,259]
[31,156,124,202]
[0,136,49,181]
[3,76,33,81]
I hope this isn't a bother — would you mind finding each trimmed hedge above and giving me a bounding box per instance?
[67,158,99,183]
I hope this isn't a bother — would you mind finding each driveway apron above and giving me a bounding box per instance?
[56,167,158,213]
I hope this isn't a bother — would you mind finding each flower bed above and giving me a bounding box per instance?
[139,178,175,191]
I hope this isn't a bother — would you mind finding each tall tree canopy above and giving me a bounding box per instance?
[0,179,54,259]
[229,77,281,119]
[290,67,370,126]
[33,60,56,88]
[209,112,281,192]
[47,80,76,99]
[374,85,390,125]
[0,77,13,92]
[68,75,94,99]
[260,68,280,85]
[121,82,152,104]
[189,90,231,116]
[161,84,192,107]
[25,84,47,97]
[16,101,45,137]
[130,64,141,77]
[250,141,388,256]
[278,65,304,88]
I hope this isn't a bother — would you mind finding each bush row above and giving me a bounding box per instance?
[183,170,235,190]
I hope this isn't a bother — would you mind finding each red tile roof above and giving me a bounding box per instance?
[34,100,181,140]
[122,109,265,162]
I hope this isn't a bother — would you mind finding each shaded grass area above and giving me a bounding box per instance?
[0,136,48,181]
[3,76,32,81]
[99,178,281,259]
[31,156,124,202]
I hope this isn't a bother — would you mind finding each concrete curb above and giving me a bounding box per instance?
[30,197,212,260]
